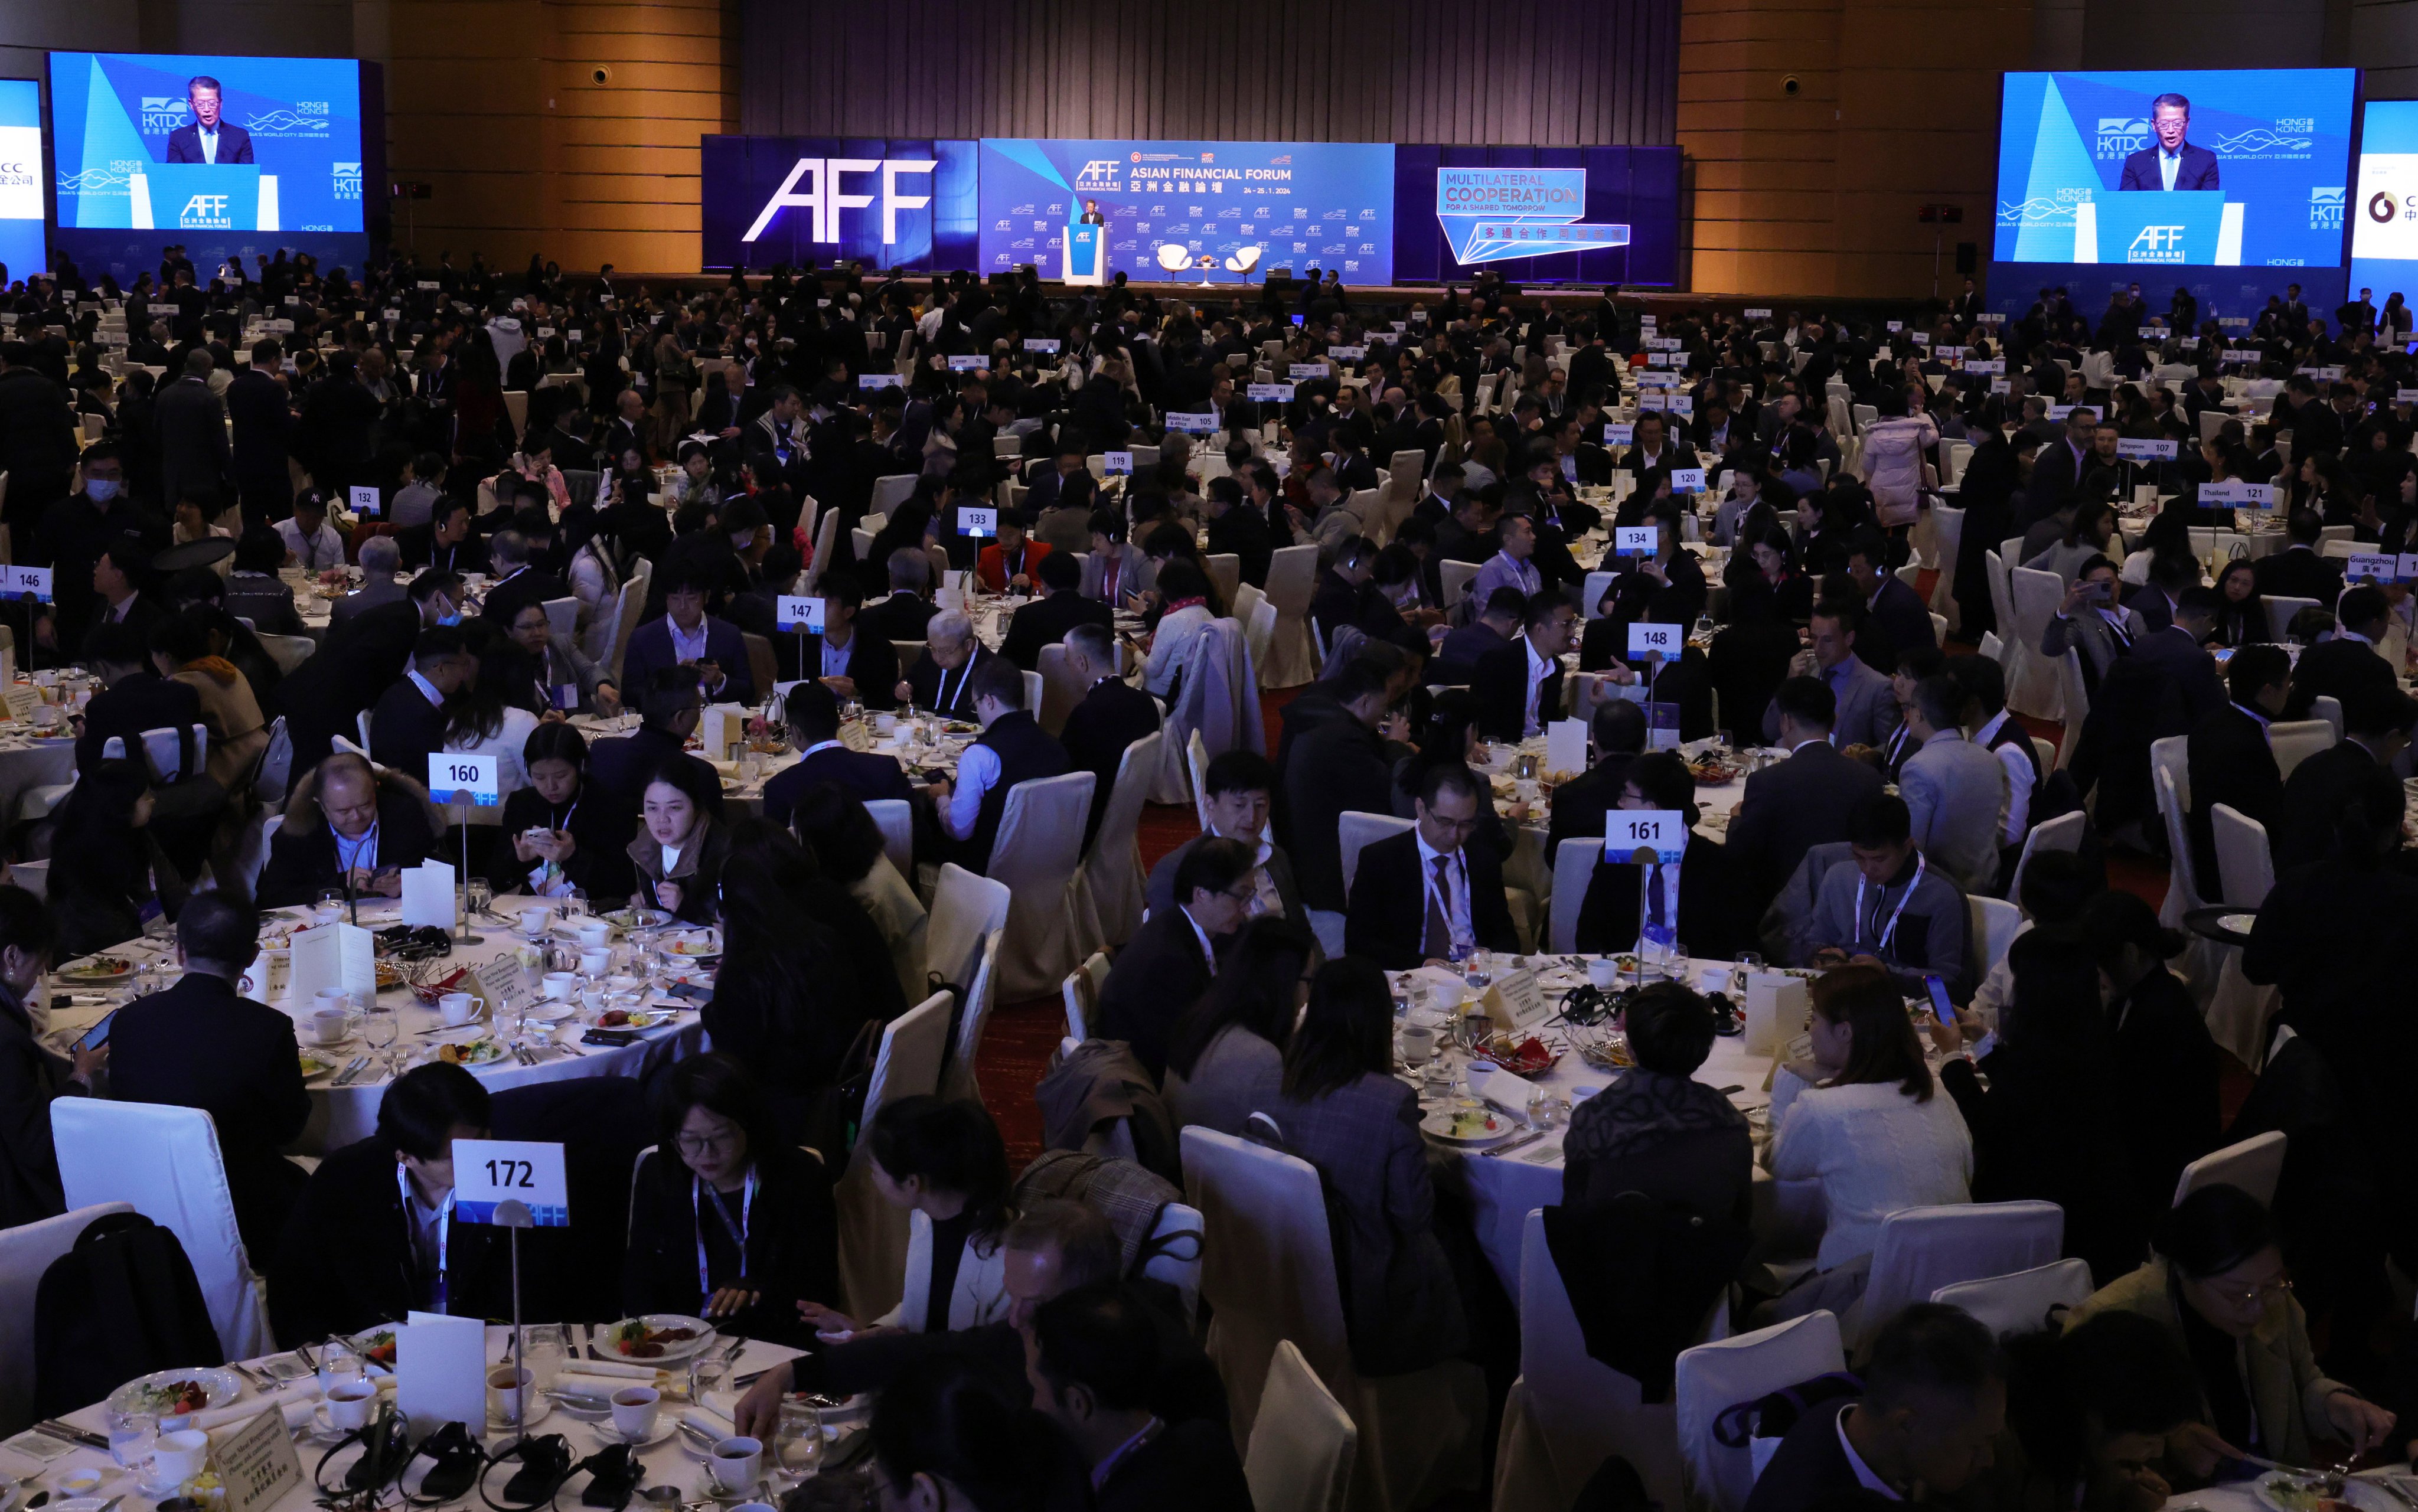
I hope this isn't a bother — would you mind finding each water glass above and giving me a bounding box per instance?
[317,1337,367,1395]
[362,1004,400,1075]
[108,1409,159,1472]
[687,1353,730,1413]
[769,1400,823,1487]
[562,887,590,920]
[466,877,493,918]
[521,1324,568,1393]
[315,886,348,925]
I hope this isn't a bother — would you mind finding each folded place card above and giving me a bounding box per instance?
[397,1312,487,1445]
[402,860,455,930]
[1545,719,1588,782]
[288,921,376,1007]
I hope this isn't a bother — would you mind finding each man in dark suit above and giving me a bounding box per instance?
[225,339,293,525]
[109,893,309,1257]
[269,1061,513,1343]
[761,681,913,828]
[76,623,205,780]
[1474,590,1575,743]
[1056,624,1160,850]
[154,350,229,517]
[475,528,565,632]
[1202,475,1273,589]
[1280,659,1398,916]
[1096,837,1253,1077]
[622,564,756,707]
[2117,94,2220,190]
[396,496,490,576]
[2253,510,2345,606]
[2130,586,2228,727]
[2187,644,2288,900]
[163,77,255,164]
[1846,529,1937,668]
[368,626,471,781]
[1144,751,1307,928]
[2275,685,2418,871]
[1432,587,1522,687]
[895,610,994,718]
[2283,584,2397,721]
[1725,675,1886,916]
[1741,1304,2007,1512]
[772,574,899,706]
[1622,410,1697,481]
[1572,750,1735,956]
[1028,1282,1253,1512]
[585,671,725,824]
[1345,765,1519,970]
[1545,698,1650,859]
[2021,409,2096,528]
[861,551,941,644]
[1000,550,1112,671]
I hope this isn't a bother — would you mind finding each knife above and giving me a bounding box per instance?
[1484,1129,1552,1159]
[34,1422,107,1450]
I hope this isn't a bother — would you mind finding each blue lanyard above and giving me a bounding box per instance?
[693,1170,756,1296]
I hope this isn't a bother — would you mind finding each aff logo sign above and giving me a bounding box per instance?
[2311,186,2344,230]
[743,158,938,246]
[2127,224,2185,263]
[140,96,191,132]
[1072,159,1122,192]
[332,162,361,201]
[180,193,232,228]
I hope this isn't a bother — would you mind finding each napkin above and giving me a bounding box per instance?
[1466,1066,1536,1119]
[557,1360,663,1383]
[186,1379,324,1432]
[681,1406,735,1441]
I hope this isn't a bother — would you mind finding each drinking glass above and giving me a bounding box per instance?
[317,1338,367,1395]
[108,1409,159,1474]
[521,1324,568,1393]
[315,886,347,925]
[768,1400,823,1488]
[466,877,493,919]
[562,887,590,920]
[687,1354,729,1415]
[362,1004,400,1076]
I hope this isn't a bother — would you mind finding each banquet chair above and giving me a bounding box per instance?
[51,1099,272,1361]
[1021,669,1045,725]
[802,508,843,593]
[850,528,873,559]
[2211,804,2277,909]
[2309,695,2344,744]
[2266,719,2334,781]
[1181,1127,1483,1512]
[1928,1258,2094,1340]
[925,863,1011,999]
[1261,545,1321,688]
[974,771,1094,1002]
[1978,630,2004,664]
[2051,651,2089,772]
[1983,554,2017,671]
[1927,507,1966,632]
[1186,729,1215,831]
[2263,595,2320,643]
[1582,570,1618,619]
[940,929,1005,1103]
[7,860,45,899]
[2173,1130,2287,1207]
[1206,553,1242,607]
[256,632,316,674]
[2005,811,2087,907]
[1079,732,1163,950]
[1438,560,1481,610]
[870,473,918,515]
[836,992,953,1320]
[1337,812,1415,900]
[1245,1341,1358,1512]
[863,800,914,883]
[1142,1199,1207,1328]
[1673,1309,1846,1512]
[1549,839,1606,954]
[1969,897,2023,982]
[1062,951,1110,1040]
[602,571,649,685]
[2005,567,2067,719]
[1495,1208,1707,1512]
[0,1202,135,1436]
[1033,643,1085,737]
[1842,1200,2065,1356]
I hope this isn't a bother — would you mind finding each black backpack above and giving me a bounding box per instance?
[33,1210,224,1419]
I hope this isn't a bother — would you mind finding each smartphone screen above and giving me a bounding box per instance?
[1923,975,1954,1027]
[76,1012,114,1053]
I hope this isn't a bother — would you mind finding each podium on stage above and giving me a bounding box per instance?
[1064,221,1105,286]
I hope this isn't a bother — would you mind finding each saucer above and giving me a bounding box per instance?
[485,1397,553,1433]
[586,1416,674,1450]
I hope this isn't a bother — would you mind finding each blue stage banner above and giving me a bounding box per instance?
[0,80,41,284]
[977,139,1395,283]
[1392,146,1680,286]
[2350,100,2418,302]
[700,136,978,271]
[1993,69,2355,270]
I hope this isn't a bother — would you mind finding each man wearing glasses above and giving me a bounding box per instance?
[1095,837,1258,1080]
[1344,765,1518,970]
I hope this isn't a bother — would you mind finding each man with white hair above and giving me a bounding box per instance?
[328,534,408,634]
[894,609,998,719]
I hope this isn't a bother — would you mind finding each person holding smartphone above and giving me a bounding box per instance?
[2041,556,2149,688]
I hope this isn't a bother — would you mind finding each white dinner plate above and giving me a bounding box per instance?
[108,1365,244,1416]
[1420,1108,1520,1146]
[2253,1473,2400,1512]
[593,1315,718,1361]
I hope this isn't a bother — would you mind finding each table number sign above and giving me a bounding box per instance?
[1290,363,1330,380]
[2045,404,2076,421]
[2114,438,2179,462]
[947,355,987,371]
[1669,467,1706,494]
[1327,344,1366,360]
[1646,338,1681,351]
[429,752,501,807]
[775,596,826,633]
[1604,422,1634,446]
[1629,622,1682,658]
[1744,307,1773,318]
[1887,321,1904,332]
[2396,389,2418,404]
[857,373,902,390]
[1613,525,1658,557]
[1608,809,1688,866]
[453,1138,571,1226]
[0,566,51,603]
[1246,382,1295,401]
[1666,395,1695,417]
[1102,452,1134,475]
[1965,358,2005,374]
[1164,412,1221,433]
[2346,552,2402,584]
[957,505,998,538]
[208,1401,302,1512]
[1024,338,1061,353]
[348,484,381,519]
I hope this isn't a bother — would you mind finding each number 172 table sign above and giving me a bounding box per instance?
[452,1139,570,1226]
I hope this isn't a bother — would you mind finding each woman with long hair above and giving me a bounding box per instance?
[501,721,637,901]
[1163,917,1317,1137]
[788,783,926,1006]
[2081,890,2220,1219]
[442,621,544,806]
[1138,558,1218,700]
[2209,558,2269,646]
[48,758,165,960]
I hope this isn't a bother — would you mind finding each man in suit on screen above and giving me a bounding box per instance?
[2117,93,2218,191]
[165,76,255,165]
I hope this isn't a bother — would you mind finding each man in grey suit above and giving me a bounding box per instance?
[2038,555,2148,687]
[1897,674,2008,895]
[327,536,408,635]
[1762,600,1902,750]
[155,349,229,517]
[1144,750,1307,928]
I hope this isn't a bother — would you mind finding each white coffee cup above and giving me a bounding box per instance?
[1586,958,1623,990]
[520,906,552,936]
[542,971,580,1002]
[150,1428,210,1488]
[609,1385,660,1442]
[325,1380,377,1431]
[312,1008,352,1045]
[579,948,612,977]
[439,991,478,1027]
[710,1438,763,1494]
[1399,1024,1437,1066]
[488,1366,533,1423]
[315,987,352,1018]
[578,922,612,949]
[1466,1062,1498,1103]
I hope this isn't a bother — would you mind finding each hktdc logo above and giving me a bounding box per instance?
[332,162,362,201]
[2311,187,2345,230]
[139,96,190,133]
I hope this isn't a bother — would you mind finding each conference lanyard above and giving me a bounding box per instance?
[936,660,969,711]
[694,1170,757,1296]
[1854,853,1927,956]
[397,1166,455,1313]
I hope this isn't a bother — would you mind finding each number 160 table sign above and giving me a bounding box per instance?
[429,752,501,807]
[452,1139,570,1226]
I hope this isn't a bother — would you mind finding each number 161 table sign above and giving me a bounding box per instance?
[452,1139,570,1226]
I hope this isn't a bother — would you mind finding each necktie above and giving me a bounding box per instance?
[1646,863,1668,928]
[2106,615,2133,651]
[1422,855,1454,960]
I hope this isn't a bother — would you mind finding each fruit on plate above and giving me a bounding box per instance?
[1448,1108,1502,1139]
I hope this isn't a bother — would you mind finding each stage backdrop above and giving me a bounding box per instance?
[0,80,40,284]
[976,138,1395,283]
[700,137,978,272]
[1392,145,1680,285]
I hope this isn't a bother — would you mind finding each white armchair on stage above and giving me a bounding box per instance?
[50,1100,271,1361]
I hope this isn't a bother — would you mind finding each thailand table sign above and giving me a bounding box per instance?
[2115,438,2178,462]
[401,860,456,932]
[1545,718,1589,782]
[1482,967,1551,1033]
[2199,480,2280,510]
[206,1395,301,1512]
[453,1138,571,1227]
[290,919,375,1006]
[397,1312,485,1444]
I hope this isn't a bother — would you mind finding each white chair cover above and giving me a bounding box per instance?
[1143,1199,1206,1328]
[1261,545,1321,688]
[864,801,915,883]
[1968,896,2023,982]
[984,772,1097,1000]
[8,859,47,899]
[1307,909,1346,960]
[1156,618,1262,804]
[870,473,918,514]
[2262,595,2320,642]
[2174,1130,2287,1207]
[1337,812,1415,901]
[1929,508,1966,631]
[1978,629,2003,663]
[1080,731,1163,949]
[803,507,843,593]
[257,632,316,674]
[2309,695,2345,744]
[1062,952,1110,1041]
[1206,553,1243,606]
[2005,567,2066,719]
[1234,580,1267,626]
[602,569,649,685]
[1582,570,1618,619]
[1549,838,1603,953]
[1494,1209,1697,1512]
[2051,651,2089,771]
[1246,1340,1359,1512]
[1035,642,1086,737]
[2266,719,2334,780]
[1983,554,2017,671]
[0,1202,135,1434]
[1928,1258,2094,1340]
[1181,1128,1481,1512]
[1439,560,1481,609]
[1673,1309,1845,1512]
[941,929,1005,1103]
[836,992,952,1319]
[1187,729,1215,831]
[2005,811,2086,907]
[2211,804,2276,908]
[925,863,1011,997]
[1844,1200,2065,1353]
[1246,600,1278,681]
[51,1099,272,1361]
